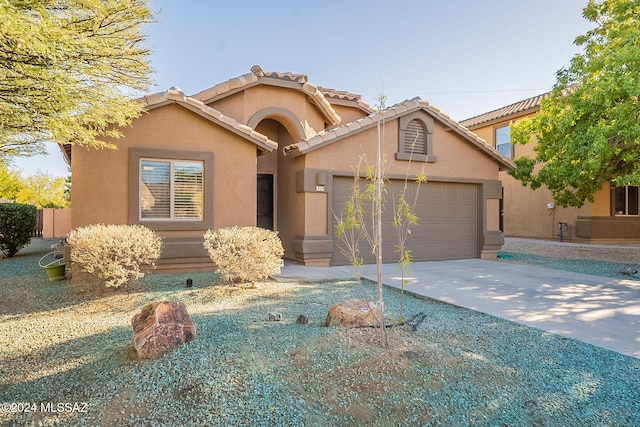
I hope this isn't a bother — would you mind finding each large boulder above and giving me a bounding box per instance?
[131,301,196,359]
[326,299,382,328]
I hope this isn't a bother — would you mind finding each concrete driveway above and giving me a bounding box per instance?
[277,259,640,359]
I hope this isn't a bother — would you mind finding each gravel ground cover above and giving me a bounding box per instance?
[499,238,640,281]
[1,239,640,426]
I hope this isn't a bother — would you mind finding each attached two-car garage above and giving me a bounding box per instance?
[331,177,479,266]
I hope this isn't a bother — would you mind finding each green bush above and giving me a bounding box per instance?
[203,226,284,284]
[67,224,163,287]
[0,203,37,257]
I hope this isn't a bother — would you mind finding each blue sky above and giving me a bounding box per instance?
[14,0,593,177]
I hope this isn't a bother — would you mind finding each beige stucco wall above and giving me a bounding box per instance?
[304,118,499,181]
[72,103,258,233]
[210,85,328,139]
[500,171,591,239]
[72,143,129,228]
[207,91,245,123]
[331,103,369,125]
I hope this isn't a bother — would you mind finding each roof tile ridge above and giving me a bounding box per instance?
[192,72,258,102]
[460,91,551,126]
[319,86,376,113]
[318,86,362,101]
[299,82,341,126]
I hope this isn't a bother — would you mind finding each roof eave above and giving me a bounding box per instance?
[462,105,541,130]
[284,97,516,170]
[191,66,342,127]
[147,88,278,153]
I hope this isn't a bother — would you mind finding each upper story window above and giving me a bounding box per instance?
[396,113,436,162]
[495,125,512,158]
[614,185,639,216]
[140,159,204,220]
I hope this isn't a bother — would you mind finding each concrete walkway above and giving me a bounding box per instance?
[277,258,640,359]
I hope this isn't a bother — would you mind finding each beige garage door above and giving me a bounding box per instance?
[331,178,478,265]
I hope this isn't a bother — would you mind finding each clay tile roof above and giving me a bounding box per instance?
[252,65,308,83]
[283,97,514,171]
[319,86,375,113]
[460,91,550,129]
[145,87,277,153]
[192,65,341,126]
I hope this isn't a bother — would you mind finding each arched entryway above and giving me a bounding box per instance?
[252,113,305,261]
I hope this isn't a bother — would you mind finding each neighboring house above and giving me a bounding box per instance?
[62,66,513,271]
[461,93,640,244]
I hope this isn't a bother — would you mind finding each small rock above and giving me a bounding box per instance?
[267,312,282,321]
[131,301,196,359]
[326,299,382,328]
[296,315,310,324]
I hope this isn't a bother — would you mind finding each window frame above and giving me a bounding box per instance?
[396,112,437,163]
[129,147,214,231]
[139,158,204,221]
[613,185,639,216]
[494,124,512,159]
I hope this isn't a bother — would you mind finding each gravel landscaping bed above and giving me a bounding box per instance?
[499,238,640,281]
[1,239,640,426]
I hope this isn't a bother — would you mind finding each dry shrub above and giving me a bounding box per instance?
[67,224,163,287]
[203,226,284,284]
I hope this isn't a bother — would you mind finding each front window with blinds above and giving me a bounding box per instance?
[140,159,204,220]
[614,185,639,216]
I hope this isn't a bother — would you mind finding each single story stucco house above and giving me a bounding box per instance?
[62,66,514,271]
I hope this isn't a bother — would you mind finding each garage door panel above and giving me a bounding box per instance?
[427,186,444,200]
[444,205,461,218]
[461,185,477,200]
[443,186,460,200]
[332,178,478,265]
[427,207,444,221]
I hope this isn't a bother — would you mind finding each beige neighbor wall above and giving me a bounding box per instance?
[42,208,71,238]
[72,103,260,270]
[470,115,611,241]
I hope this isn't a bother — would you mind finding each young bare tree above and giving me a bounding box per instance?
[392,139,426,320]
[335,96,425,347]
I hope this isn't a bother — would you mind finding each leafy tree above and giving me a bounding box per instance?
[0,163,23,201]
[16,171,70,208]
[0,0,155,160]
[509,0,640,207]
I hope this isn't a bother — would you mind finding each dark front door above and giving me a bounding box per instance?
[257,174,274,230]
